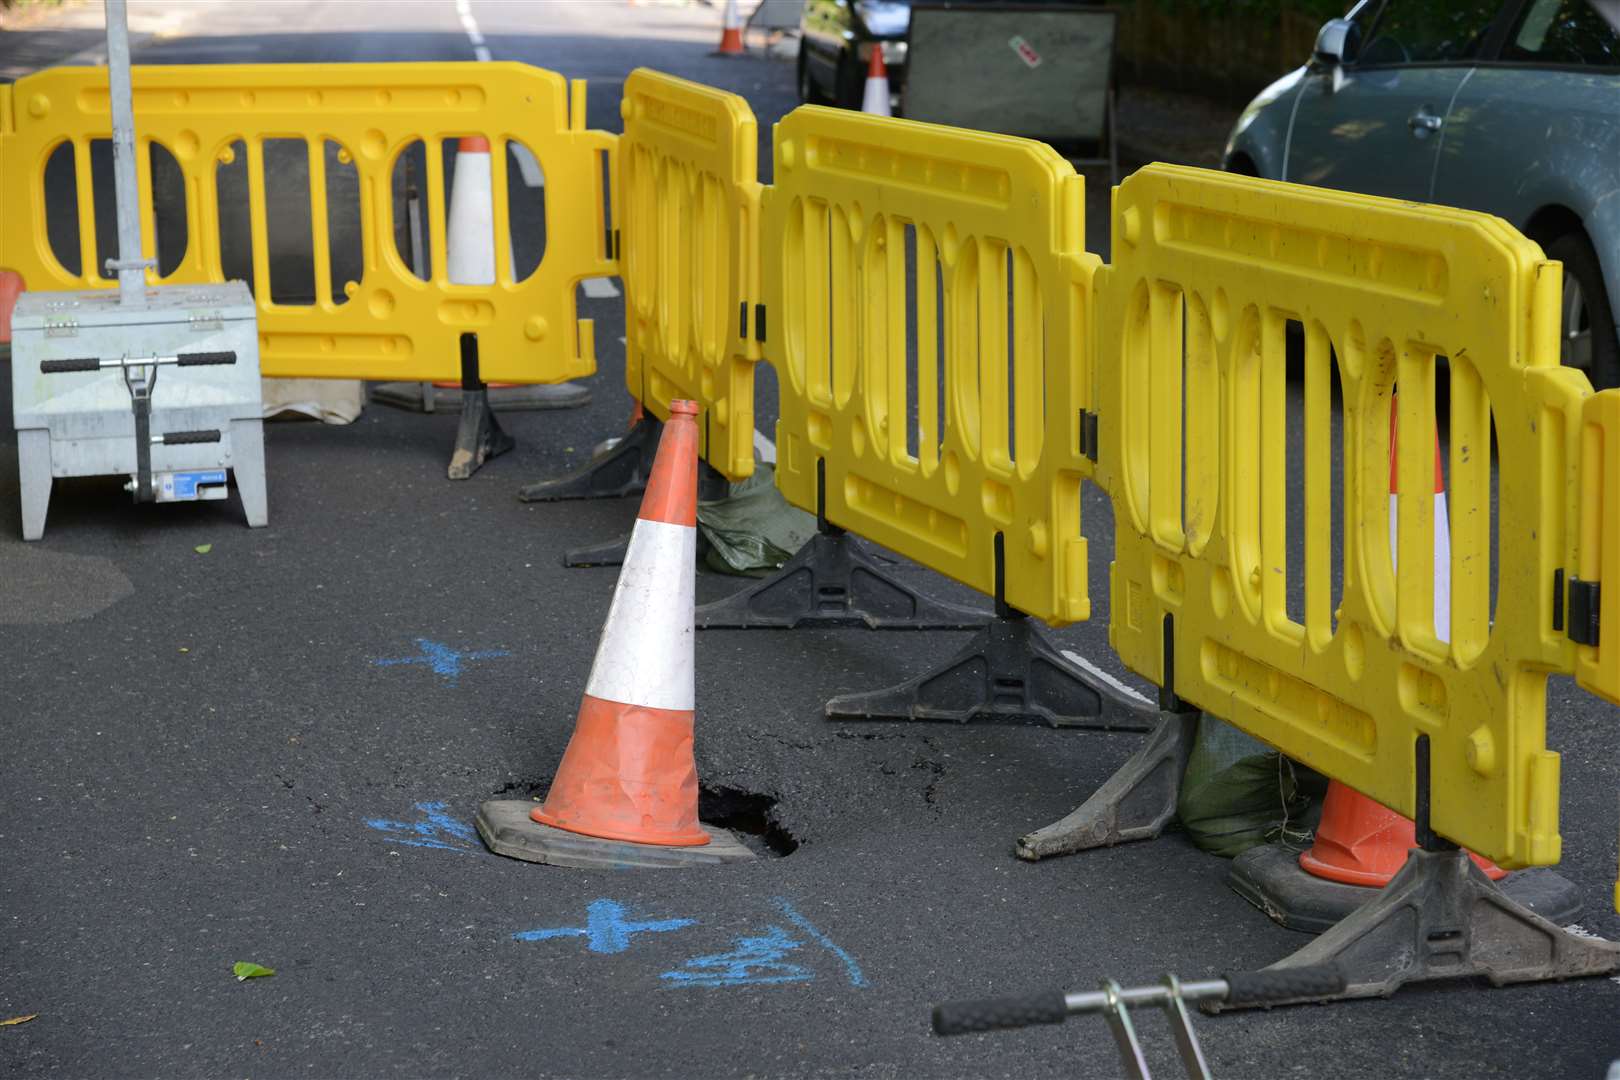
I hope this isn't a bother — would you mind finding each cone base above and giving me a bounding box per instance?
[532,804,710,848]
[371,381,591,413]
[1228,841,1584,935]
[476,800,755,869]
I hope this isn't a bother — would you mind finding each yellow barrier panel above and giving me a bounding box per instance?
[0,63,615,383]
[764,107,1098,624]
[1094,163,1598,868]
[620,69,761,480]
[1576,388,1620,706]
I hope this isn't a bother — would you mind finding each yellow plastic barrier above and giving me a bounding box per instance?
[1576,388,1620,706]
[619,69,761,480]
[1093,163,1602,868]
[0,63,615,383]
[764,107,1098,624]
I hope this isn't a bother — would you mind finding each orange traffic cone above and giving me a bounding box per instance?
[1298,395,1502,887]
[861,46,892,116]
[373,137,587,413]
[1228,393,1580,930]
[476,401,754,868]
[0,270,23,345]
[713,0,745,56]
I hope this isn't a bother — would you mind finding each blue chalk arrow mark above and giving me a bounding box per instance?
[364,800,479,853]
[775,897,869,988]
[660,925,815,987]
[372,638,510,687]
[514,899,697,954]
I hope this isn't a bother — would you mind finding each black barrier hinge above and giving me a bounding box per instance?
[739,301,749,340]
[1078,409,1099,463]
[1568,577,1601,647]
[754,303,767,344]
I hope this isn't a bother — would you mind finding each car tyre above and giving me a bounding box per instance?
[1546,230,1620,391]
[796,41,827,105]
[834,50,864,110]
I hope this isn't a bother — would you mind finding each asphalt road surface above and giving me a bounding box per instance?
[3,3,1619,1078]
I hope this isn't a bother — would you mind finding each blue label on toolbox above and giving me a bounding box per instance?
[170,470,227,499]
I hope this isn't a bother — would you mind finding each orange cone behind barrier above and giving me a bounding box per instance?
[531,400,708,847]
[1300,395,1503,886]
[861,46,892,117]
[0,270,24,344]
[1299,783,1506,886]
[713,0,745,56]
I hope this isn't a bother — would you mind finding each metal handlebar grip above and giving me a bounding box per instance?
[1222,965,1345,1006]
[39,358,102,373]
[932,991,1068,1036]
[175,351,237,366]
[158,429,222,445]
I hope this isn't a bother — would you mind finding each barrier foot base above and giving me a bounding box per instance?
[1014,709,1197,860]
[517,415,661,502]
[1227,841,1585,935]
[825,614,1157,730]
[563,465,727,569]
[447,384,515,481]
[475,800,756,869]
[563,531,631,568]
[1207,847,1620,1010]
[696,528,990,630]
[372,381,591,413]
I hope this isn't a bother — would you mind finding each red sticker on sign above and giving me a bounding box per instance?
[1009,35,1041,69]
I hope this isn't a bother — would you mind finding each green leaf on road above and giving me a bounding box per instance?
[194,544,212,555]
[233,962,274,981]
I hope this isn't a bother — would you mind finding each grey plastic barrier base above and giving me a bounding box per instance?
[447,385,514,481]
[1016,709,1197,860]
[518,415,661,503]
[476,800,757,869]
[696,528,991,631]
[1208,847,1620,1009]
[1227,840,1585,935]
[825,615,1158,731]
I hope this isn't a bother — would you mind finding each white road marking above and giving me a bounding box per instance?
[581,277,621,299]
[473,44,492,62]
[1061,650,1154,705]
[754,429,776,465]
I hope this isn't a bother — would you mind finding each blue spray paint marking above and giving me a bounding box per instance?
[372,638,510,687]
[775,896,869,988]
[514,899,697,954]
[364,800,479,853]
[659,925,814,987]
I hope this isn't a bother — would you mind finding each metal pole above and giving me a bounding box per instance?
[104,0,151,307]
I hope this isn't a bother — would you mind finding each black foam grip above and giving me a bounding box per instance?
[40,358,101,373]
[160,429,222,445]
[932,992,1068,1036]
[1223,965,1345,1006]
[176,351,236,366]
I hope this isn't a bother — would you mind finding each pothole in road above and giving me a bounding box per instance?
[700,784,799,858]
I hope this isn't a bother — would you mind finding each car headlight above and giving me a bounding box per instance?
[853,0,910,38]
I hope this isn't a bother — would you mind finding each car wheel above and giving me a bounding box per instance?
[834,50,864,109]
[1547,230,1620,390]
[796,42,825,104]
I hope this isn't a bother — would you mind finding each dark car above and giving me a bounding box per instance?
[797,0,910,108]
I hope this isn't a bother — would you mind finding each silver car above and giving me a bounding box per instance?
[1224,0,1620,388]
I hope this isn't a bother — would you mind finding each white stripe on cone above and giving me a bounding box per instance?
[583,517,696,712]
[1389,491,1450,643]
[862,54,891,117]
[446,143,515,285]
